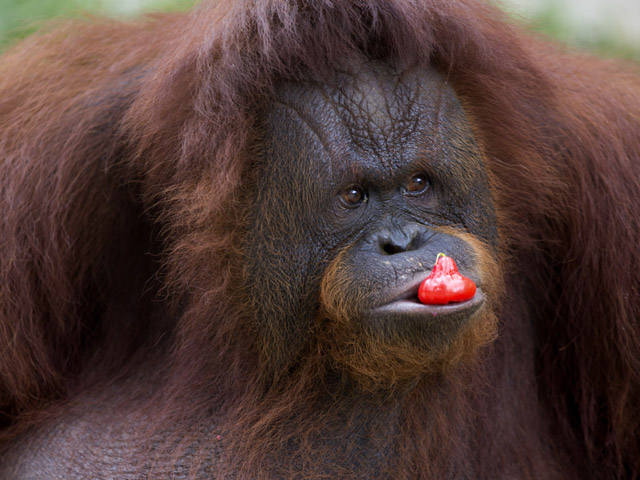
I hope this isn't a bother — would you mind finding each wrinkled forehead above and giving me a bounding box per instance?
[269,61,469,172]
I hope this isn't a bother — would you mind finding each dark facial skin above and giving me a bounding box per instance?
[245,60,498,378]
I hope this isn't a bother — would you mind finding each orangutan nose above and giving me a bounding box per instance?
[376,223,427,256]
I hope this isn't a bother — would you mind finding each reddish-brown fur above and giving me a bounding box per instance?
[1,0,639,478]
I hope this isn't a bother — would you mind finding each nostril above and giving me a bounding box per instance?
[381,242,406,255]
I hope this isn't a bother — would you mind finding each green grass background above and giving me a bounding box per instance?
[0,0,638,59]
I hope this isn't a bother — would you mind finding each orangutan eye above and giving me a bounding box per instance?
[339,186,366,207]
[405,174,429,195]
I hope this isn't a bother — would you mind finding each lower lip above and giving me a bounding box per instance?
[371,289,485,318]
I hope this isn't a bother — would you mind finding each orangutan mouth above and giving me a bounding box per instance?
[372,278,485,319]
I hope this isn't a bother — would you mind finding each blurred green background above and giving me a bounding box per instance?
[0,0,639,60]
[0,0,195,48]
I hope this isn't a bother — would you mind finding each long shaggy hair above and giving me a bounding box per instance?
[1,0,639,478]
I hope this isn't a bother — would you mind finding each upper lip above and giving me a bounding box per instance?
[395,276,425,302]
[377,274,428,306]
